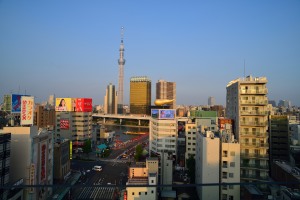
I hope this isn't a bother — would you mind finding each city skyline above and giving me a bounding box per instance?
[1,1,300,106]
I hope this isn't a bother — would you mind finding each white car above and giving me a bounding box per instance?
[92,166,102,171]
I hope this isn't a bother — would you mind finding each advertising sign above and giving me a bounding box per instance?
[20,96,34,125]
[159,109,175,119]
[29,164,35,193]
[76,98,92,112]
[55,98,73,111]
[11,94,23,113]
[40,142,47,183]
[70,141,72,160]
[151,109,159,118]
[60,119,70,130]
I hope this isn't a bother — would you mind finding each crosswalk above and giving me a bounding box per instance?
[77,186,115,199]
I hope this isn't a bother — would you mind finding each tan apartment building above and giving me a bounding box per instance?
[226,76,269,188]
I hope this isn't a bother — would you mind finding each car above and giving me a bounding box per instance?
[92,165,102,171]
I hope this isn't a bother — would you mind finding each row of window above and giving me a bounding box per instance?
[132,190,154,196]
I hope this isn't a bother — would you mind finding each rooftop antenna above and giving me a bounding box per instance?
[121,26,124,42]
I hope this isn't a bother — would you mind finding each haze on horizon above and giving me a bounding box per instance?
[1,1,299,106]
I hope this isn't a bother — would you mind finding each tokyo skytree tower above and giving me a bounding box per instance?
[117,27,125,114]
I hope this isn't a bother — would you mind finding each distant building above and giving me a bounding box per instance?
[104,83,118,114]
[130,76,151,115]
[278,100,291,108]
[208,96,215,106]
[156,80,176,109]
[268,100,277,107]
[185,122,197,161]
[34,104,55,129]
[48,94,55,106]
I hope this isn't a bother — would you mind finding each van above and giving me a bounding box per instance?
[92,166,102,171]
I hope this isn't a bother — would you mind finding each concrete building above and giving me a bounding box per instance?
[156,80,176,109]
[2,126,53,199]
[185,122,197,160]
[130,76,151,115]
[55,111,92,148]
[104,83,118,114]
[34,105,55,129]
[53,139,71,182]
[226,76,269,185]
[0,132,11,200]
[126,158,158,200]
[195,131,220,200]
[208,96,215,106]
[48,95,55,107]
[149,109,177,156]
[269,115,290,166]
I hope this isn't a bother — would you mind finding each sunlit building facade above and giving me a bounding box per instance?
[104,83,118,114]
[156,80,176,109]
[226,76,269,186]
[130,76,151,115]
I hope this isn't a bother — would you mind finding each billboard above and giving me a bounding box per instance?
[151,109,159,118]
[11,94,24,113]
[21,96,34,125]
[159,109,176,119]
[55,98,73,111]
[60,119,70,130]
[76,98,92,112]
[55,97,92,112]
[70,141,72,160]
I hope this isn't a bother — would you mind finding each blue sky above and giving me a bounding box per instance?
[1,1,300,106]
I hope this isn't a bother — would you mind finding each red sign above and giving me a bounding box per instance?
[124,191,127,200]
[76,98,92,112]
[60,119,70,130]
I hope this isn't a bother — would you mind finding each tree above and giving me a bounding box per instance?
[134,144,143,161]
[83,139,92,157]
[186,155,195,183]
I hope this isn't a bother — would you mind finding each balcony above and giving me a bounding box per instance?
[240,153,269,159]
[240,89,268,94]
[241,174,269,181]
[241,142,269,148]
[240,121,268,126]
[240,110,269,116]
[240,100,268,105]
[240,163,269,170]
[240,132,267,137]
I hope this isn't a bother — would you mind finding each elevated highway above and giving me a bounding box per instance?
[92,113,151,126]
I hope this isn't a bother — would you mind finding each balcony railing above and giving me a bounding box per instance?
[240,100,268,105]
[241,142,269,148]
[240,163,269,169]
[241,174,269,181]
[240,121,268,126]
[240,132,267,137]
[240,89,268,94]
[240,110,269,115]
[240,153,269,159]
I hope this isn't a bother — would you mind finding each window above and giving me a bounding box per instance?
[230,151,235,156]
[229,173,234,178]
[229,185,234,189]
[151,180,154,183]
[229,195,234,200]
[139,192,141,195]
[145,192,147,195]
[222,172,227,179]
[222,194,227,200]
[132,192,134,195]
[151,190,154,193]
[230,162,235,167]
[223,151,228,157]
[222,161,228,168]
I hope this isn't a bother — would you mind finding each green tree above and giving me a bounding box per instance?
[134,144,143,161]
[83,139,92,157]
[186,155,195,183]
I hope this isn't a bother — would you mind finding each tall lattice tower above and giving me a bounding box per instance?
[117,27,125,114]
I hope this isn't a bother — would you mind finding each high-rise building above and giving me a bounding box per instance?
[208,96,215,106]
[0,132,11,200]
[48,94,55,106]
[130,76,151,115]
[226,76,269,186]
[156,80,176,109]
[104,83,118,114]
[117,27,125,114]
